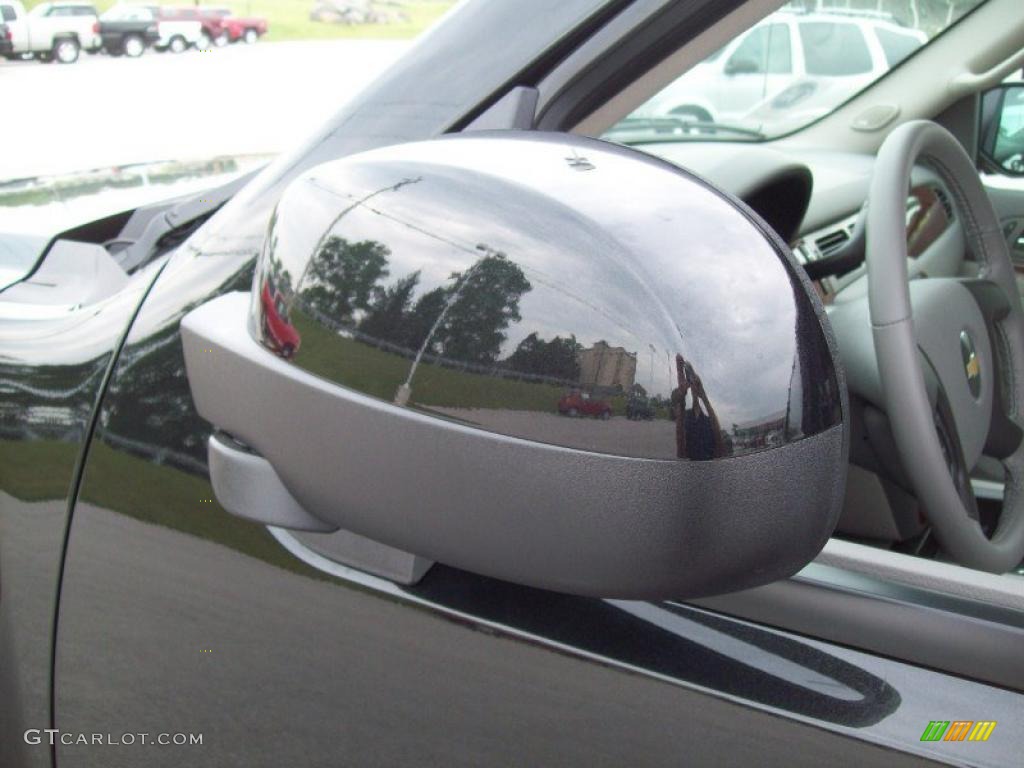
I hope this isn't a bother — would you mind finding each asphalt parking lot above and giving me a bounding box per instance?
[0,40,408,180]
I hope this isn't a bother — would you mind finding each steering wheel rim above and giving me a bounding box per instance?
[867,119,1024,572]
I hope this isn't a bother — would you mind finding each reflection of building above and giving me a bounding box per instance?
[578,341,636,392]
[732,410,787,451]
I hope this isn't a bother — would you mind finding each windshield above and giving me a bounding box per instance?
[101,5,153,21]
[607,0,987,143]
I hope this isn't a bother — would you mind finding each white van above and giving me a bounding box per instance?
[635,10,927,130]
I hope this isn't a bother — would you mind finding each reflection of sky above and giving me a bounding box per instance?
[0,159,267,237]
[0,256,166,366]
[296,167,681,390]
[264,135,804,425]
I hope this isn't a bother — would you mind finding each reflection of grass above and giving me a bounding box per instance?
[292,310,576,414]
[23,0,454,41]
[79,439,331,581]
[0,439,79,501]
[0,437,329,582]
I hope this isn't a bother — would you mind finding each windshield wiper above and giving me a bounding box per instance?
[113,168,261,273]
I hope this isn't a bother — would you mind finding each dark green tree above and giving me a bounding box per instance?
[507,332,581,381]
[433,254,531,364]
[359,271,420,345]
[302,236,390,324]
[402,285,451,351]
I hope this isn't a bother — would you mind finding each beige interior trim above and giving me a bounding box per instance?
[815,538,1024,611]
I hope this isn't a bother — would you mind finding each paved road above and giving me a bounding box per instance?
[0,40,408,180]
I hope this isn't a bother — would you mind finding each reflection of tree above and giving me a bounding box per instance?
[507,332,581,381]
[101,323,210,471]
[432,254,532,365]
[402,286,451,350]
[297,240,535,396]
[391,252,531,404]
[303,236,390,324]
[359,270,420,344]
[99,263,255,473]
[359,251,531,367]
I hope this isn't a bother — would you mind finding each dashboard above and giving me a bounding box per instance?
[636,140,974,304]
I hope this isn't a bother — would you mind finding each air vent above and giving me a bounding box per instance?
[815,228,850,257]
[934,187,955,221]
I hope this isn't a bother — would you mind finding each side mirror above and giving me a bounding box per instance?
[724,57,759,76]
[980,83,1024,176]
[181,132,847,598]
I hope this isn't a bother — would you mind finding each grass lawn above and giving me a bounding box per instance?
[24,1,456,41]
[79,439,332,581]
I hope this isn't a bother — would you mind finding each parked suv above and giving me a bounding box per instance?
[557,390,613,419]
[159,5,228,48]
[634,10,926,130]
[0,1,101,64]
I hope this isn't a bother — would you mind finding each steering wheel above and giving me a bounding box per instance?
[867,120,1024,572]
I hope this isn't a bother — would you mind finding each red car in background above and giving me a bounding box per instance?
[206,6,268,44]
[0,23,12,57]
[557,389,612,420]
[260,281,301,358]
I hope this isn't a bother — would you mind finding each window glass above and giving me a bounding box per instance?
[799,22,872,76]
[102,6,153,22]
[875,27,923,68]
[606,3,984,142]
[1,5,16,22]
[727,24,792,75]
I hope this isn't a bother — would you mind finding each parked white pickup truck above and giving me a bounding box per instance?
[0,1,101,64]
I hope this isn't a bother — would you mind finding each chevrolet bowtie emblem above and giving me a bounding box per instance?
[566,150,595,171]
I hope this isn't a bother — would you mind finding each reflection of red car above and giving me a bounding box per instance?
[260,282,300,358]
[558,390,612,419]
[209,9,269,44]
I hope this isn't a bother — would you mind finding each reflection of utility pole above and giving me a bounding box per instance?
[288,176,421,312]
[648,344,656,391]
[394,245,493,406]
